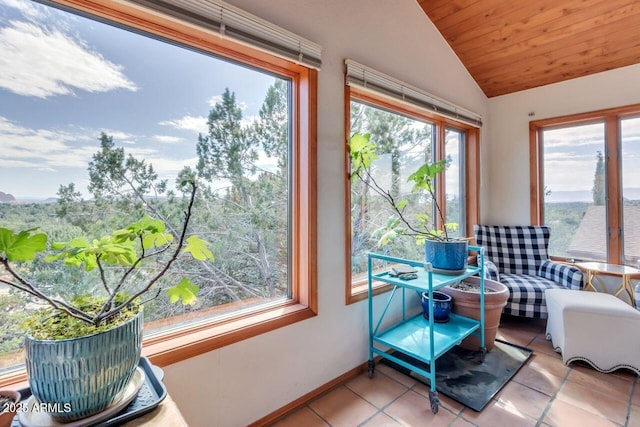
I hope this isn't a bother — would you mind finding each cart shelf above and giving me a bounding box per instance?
[372,312,480,363]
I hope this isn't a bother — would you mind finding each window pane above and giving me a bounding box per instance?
[445,128,465,238]
[0,1,291,371]
[350,101,434,276]
[542,123,606,261]
[621,117,640,267]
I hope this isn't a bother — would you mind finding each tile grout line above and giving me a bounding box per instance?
[533,328,571,427]
[624,374,637,427]
[347,367,414,426]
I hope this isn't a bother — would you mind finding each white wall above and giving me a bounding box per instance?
[486,64,640,225]
[160,1,488,426]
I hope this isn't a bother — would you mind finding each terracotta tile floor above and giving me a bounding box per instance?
[273,316,639,427]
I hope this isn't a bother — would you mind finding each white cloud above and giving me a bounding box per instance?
[0,117,95,168]
[207,96,247,110]
[0,20,138,98]
[153,135,182,144]
[0,117,195,179]
[159,115,208,134]
[207,95,222,107]
[0,0,43,19]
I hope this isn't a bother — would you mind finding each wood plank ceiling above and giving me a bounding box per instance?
[418,0,640,97]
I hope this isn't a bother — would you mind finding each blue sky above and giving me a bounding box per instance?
[0,0,279,199]
[543,118,640,202]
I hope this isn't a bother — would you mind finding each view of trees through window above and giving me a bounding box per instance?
[0,1,291,370]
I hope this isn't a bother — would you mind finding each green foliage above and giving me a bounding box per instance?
[182,235,214,262]
[166,278,199,306]
[348,132,456,245]
[0,228,47,261]
[592,151,606,206]
[22,293,140,341]
[0,182,212,334]
[349,132,379,178]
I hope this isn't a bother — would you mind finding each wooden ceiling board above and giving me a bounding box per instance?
[452,0,620,56]
[458,1,640,62]
[467,13,640,76]
[418,0,640,97]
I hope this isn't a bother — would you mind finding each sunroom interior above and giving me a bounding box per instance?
[1,0,640,426]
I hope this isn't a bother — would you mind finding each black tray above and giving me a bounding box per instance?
[11,356,167,427]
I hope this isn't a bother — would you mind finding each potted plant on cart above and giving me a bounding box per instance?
[349,132,468,273]
[0,180,213,422]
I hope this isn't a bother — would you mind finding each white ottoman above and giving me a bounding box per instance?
[545,288,640,375]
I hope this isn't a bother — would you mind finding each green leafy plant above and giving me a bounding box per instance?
[0,181,213,339]
[349,132,459,245]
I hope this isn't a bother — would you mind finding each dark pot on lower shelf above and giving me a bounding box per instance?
[421,291,453,323]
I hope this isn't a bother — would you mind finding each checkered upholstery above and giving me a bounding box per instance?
[474,225,584,319]
[484,259,500,281]
[538,260,583,291]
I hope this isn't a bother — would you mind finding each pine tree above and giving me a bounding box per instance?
[592,151,605,206]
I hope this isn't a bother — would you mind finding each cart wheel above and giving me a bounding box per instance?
[367,360,375,378]
[429,391,440,414]
[478,347,487,363]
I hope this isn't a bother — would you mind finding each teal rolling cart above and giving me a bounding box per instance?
[367,247,486,414]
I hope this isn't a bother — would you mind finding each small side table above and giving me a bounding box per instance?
[576,262,640,306]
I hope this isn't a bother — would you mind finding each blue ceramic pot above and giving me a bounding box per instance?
[24,309,143,421]
[425,239,468,272]
[421,291,452,322]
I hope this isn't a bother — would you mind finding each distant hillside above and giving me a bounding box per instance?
[0,191,16,203]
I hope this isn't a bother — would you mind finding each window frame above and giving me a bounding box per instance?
[0,0,317,387]
[344,85,480,304]
[529,103,640,264]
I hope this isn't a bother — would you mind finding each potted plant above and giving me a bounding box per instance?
[0,181,212,421]
[349,132,468,273]
[440,276,508,351]
[0,390,20,427]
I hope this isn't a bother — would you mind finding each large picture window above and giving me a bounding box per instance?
[0,0,317,383]
[345,88,480,302]
[530,105,640,266]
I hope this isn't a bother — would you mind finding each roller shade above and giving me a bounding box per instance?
[345,59,482,127]
[128,0,322,69]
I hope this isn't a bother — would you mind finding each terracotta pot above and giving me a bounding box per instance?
[0,389,20,427]
[440,276,508,351]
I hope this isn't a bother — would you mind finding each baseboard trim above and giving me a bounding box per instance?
[248,362,367,426]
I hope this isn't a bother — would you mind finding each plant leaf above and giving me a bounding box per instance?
[0,228,47,261]
[167,278,199,305]
[182,235,214,261]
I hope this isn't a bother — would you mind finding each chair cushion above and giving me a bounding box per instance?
[500,273,565,318]
[474,225,550,276]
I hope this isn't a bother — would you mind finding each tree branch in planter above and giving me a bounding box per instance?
[349,132,454,243]
[103,181,208,322]
[0,259,94,323]
[0,180,214,329]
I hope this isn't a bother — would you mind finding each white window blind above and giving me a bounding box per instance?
[124,0,322,69]
[345,59,482,127]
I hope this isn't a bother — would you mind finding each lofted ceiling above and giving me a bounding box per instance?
[418,0,640,98]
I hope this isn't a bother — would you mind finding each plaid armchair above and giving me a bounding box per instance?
[474,225,584,319]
